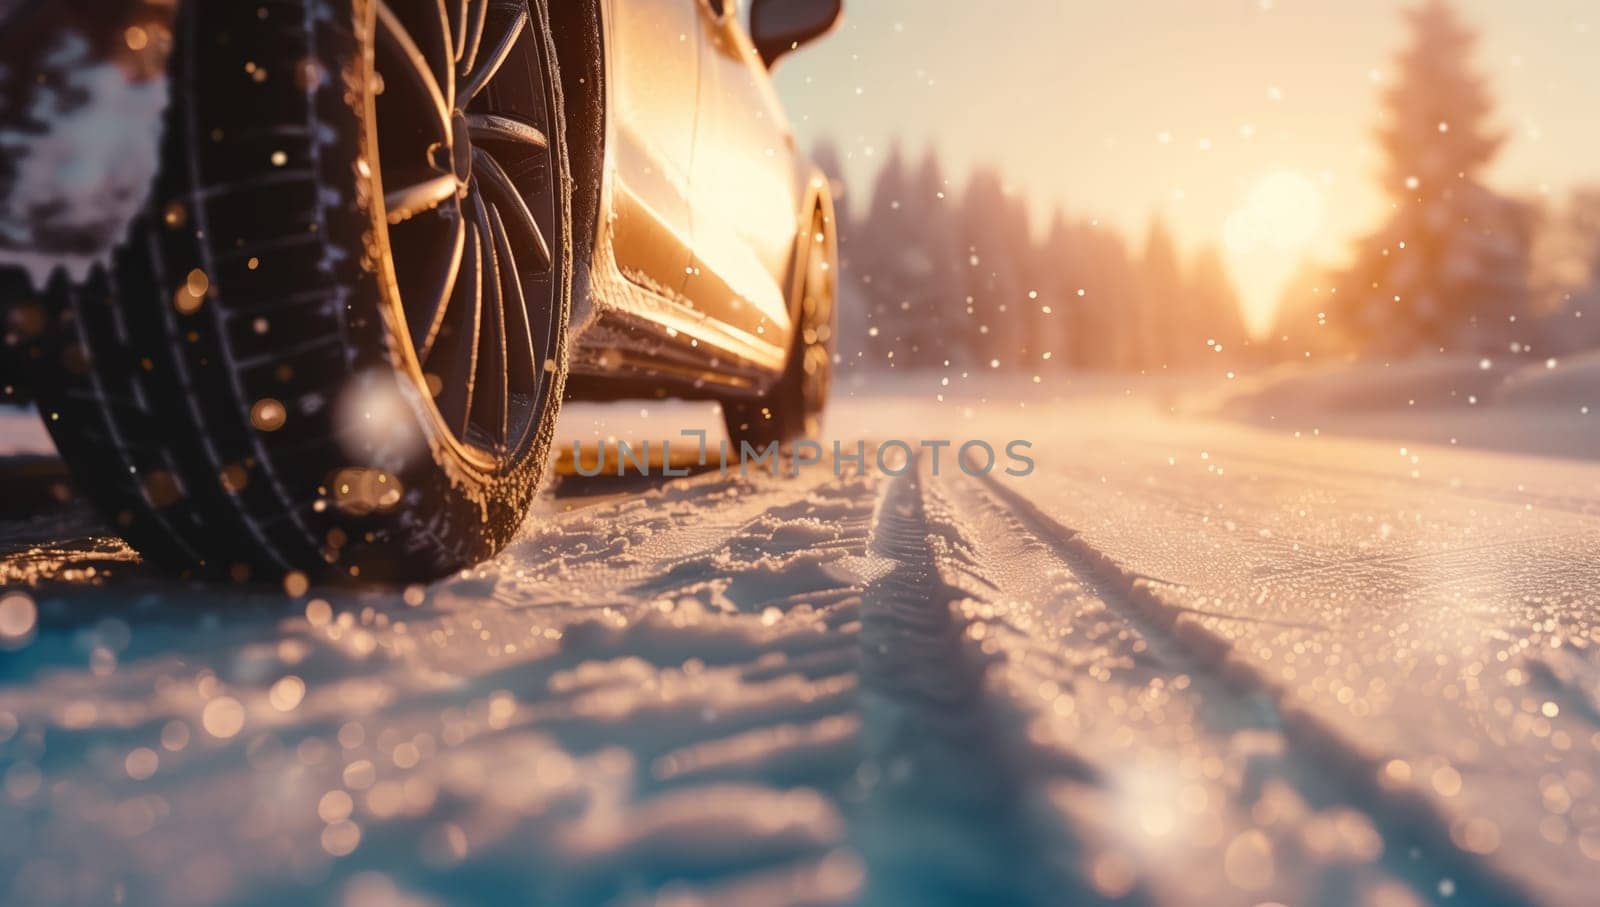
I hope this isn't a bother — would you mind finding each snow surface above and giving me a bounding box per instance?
[1,380,1599,906]
[0,33,168,288]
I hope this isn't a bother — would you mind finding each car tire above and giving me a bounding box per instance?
[7,0,573,585]
[723,209,836,449]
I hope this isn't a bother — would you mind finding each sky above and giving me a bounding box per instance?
[769,0,1600,335]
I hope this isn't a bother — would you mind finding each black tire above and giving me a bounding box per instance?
[723,209,837,448]
[9,0,573,584]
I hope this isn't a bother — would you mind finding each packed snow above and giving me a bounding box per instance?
[1,379,1599,906]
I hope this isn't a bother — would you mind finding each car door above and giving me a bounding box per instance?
[605,0,700,298]
[683,0,801,349]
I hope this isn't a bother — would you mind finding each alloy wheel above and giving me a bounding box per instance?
[372,0,561,463]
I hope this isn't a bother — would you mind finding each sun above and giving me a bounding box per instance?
[1223,171,1326,254]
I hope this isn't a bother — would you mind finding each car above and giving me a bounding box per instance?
[0,0,843,584]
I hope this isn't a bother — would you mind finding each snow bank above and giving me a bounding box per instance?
[1206,354,1600,460]
[1494,349,1600,409]
[1210,355,1502,419]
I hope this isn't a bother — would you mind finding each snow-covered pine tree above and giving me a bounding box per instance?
[1336,0,1532,355]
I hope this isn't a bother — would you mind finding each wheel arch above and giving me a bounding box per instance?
[547,0,607,323]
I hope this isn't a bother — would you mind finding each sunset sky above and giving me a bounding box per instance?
[771,0,1600,335]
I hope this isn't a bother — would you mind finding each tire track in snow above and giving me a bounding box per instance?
[536,459,1107,904]
[968,468,1537,907]
[473,468,881,907]
[851,457,1103,905]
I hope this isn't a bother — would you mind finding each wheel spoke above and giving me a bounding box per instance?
[459,0,488,72]
[375,1,452,135]
[488,201,541,401]
[385,173,460,225]
[426,0,456,107]
[467,113,548,150]
[453,0,470,61]
[460,5,528,101]
[472,147,552,271]
[469,188,509,445]
[433,222,483,438]
[409,203,467,359]
[377,0,553,457]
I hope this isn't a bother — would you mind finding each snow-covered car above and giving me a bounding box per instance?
[0,0,842,583]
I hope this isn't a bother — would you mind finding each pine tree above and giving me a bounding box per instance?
[1068,222,1136,371]
[1038,210,1077,370]
[1531,189,1600,355]
[1335,0,1532,354]
[855,143,910,366]
[961,168,1031,369]
[908,148,964,367]
[1138,219,1184,370]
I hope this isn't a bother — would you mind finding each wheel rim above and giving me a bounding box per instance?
[371,0,560,464]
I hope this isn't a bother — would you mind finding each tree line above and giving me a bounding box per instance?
[824,0,1600,375]
[816,144,1251,375]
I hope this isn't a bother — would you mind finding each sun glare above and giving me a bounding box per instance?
[1223,171,1326,254]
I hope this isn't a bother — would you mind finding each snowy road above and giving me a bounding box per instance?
[2,387,1599,906]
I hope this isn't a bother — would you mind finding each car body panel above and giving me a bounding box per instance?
[683,1,801,341]
[600,0,699,300]
[566,0,830,401]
